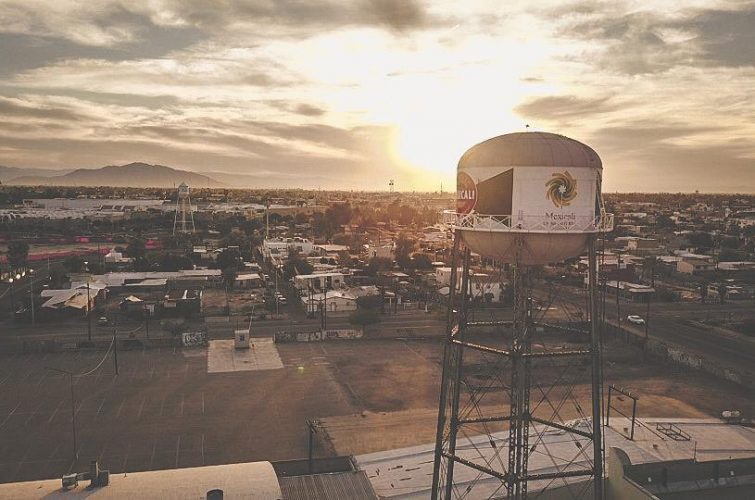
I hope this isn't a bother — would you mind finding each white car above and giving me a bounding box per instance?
[627,315,645,325]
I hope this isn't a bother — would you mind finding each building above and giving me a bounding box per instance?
[357,417,755,499]
[235,273,264,289]
[302,290,358,313]
[163,288,202,315]
[0,459,379,499]
[626,237,660,254]
[262,237,315,263]
[677,257,716,275]
[293,272,346,295]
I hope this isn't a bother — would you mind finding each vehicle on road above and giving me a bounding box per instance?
[97,316,109,326]
[627,315,645,325]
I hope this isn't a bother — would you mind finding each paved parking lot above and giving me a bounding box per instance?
[0,343,353,483]
[1,336,754,485]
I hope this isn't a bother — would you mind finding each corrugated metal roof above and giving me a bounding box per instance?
[279,471,377,500]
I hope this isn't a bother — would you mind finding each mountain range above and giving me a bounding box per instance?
[0,162,225,188]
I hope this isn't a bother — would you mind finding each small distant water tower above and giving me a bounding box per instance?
[173,182,195,235]
[431,132,613,499]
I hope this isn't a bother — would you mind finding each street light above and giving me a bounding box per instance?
[7,277,15,315]
[45,367,78,461]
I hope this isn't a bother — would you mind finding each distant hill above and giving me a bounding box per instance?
[0,165,72,183]
[5,162,223,188]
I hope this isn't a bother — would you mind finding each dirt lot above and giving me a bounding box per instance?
[0,336,753,484]
[202,288,265,316]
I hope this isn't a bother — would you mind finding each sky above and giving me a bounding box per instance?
[0,0,753,192]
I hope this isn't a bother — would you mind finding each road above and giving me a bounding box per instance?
[535,282,755,376]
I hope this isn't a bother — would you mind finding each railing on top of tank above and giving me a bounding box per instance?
[442,210,614,232]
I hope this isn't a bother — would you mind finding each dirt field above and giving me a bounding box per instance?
[0,336,753,484]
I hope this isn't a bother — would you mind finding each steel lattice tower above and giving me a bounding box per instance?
[173,182,195,235]
[431,231,606,499]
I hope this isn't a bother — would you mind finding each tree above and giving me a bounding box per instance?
[348,309,381,335]
[642,255,657,287]
[365,257,392,276]
[126,238,147,259]
[7,241,29,269]
[217,248,242,288]
[284,250,313,279]
[63,255,86,273]
[160,254,194,272]
[356,294,383,310]
[412,253,433,270]
[717,283,727,304]
[394,235,415,270]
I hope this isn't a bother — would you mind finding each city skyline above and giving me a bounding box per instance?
[0,0,754,192]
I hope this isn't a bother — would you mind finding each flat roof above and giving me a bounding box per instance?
[0,461,282,499]
[356,418,755,499]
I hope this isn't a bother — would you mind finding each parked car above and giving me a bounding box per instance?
[97,316,109,326]
[627,315,645,325]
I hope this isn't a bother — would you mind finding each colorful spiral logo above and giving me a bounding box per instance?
[545,170,577,208]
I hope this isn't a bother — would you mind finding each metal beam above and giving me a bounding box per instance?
[522,349,591,358]
[442,452,511,483]
[525,468,595,481]
[458,415,511,425]
[451,339,510,357]
[529,416,594,439]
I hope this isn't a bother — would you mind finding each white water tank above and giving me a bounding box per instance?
[451,132,612,264]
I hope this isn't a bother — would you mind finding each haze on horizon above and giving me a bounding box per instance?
[0,0,753,193]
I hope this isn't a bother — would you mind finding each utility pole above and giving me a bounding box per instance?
[616,252,622,329]
[144,305,150,338]
[86,282,92,343]
[29,271,35,327]
[306,419,318,473]
[113,318,119,376]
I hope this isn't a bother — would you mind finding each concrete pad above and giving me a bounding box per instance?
[207,338,283,373]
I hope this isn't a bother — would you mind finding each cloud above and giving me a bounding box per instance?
[515,95,622,121]
[293,103,326,116]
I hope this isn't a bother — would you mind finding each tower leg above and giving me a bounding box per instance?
[507,237,530,499]
[588,236,605,499]
[431,236,472,500]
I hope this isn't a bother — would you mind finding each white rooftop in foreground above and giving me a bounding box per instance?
[355,418,755,499]
[0,461,282,499]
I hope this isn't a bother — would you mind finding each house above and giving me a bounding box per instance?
[625,237,659,254]
[301,290,357,313]
[235,273,263,289]
[293,272,345,295]
[39,283,106,317]
[163,289,202,316]
[677,257,715,274]
[261,237,314,263]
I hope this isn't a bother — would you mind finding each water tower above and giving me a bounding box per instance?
[431,132,613,499]
[173,182,195,235]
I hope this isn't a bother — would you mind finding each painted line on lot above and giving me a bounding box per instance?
[24,401,44,426]
[35,370,49,387]
[121,443,130,474]
[175,435,181,468]
[95,397,106,420]
[202,392,205,415]
[0,402,21,430]
[116,399,125,418]
[137,397,145,419]
[47,400,63,424]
